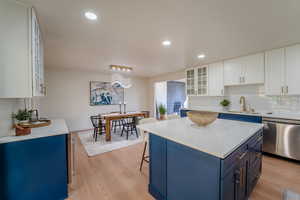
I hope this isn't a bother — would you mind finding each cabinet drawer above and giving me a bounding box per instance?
[221,143,247,177]
[248,134,263,165]
[248,158,262,194]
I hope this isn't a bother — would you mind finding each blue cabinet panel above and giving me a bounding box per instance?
[0,135,68,200]
[166,140,220,200]
[218,113,262,123]
[179,109,190,117]
[149,134,167,200]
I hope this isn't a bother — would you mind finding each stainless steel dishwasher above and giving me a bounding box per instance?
[263,117,300,161]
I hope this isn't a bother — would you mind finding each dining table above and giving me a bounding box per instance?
[101,112,148,141]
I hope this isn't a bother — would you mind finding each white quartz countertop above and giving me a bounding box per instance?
[0,119,69,144]
[185,106,300,121]
[137,118,263,159]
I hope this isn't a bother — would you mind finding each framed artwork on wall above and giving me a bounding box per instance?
[90,81,124,106]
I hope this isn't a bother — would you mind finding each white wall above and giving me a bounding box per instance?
[39,68,149,132]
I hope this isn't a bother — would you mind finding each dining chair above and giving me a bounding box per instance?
[121,117,139,139]
[110,112,124,133]
[138,117,158,172]
[167,113,181,120]
[90,115,105,141]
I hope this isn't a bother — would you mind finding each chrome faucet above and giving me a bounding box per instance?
[240,96,247,112]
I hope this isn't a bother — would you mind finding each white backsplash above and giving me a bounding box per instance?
[188,85,300,113]
[0,99,23,137]
[0,98,41,137]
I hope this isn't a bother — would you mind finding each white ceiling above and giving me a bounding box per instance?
[20,0,300,77]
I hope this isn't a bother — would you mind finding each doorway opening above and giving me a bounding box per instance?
[154,79,187,118]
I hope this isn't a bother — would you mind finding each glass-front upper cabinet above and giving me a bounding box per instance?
[196,65,208,96]
[32,8,45,96]
[186,69,196,95]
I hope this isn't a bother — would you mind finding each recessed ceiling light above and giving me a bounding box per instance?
[162,40,171,46]
[197,54,206,59]
[84,11,98,21]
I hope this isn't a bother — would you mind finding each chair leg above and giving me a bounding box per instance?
[134,126,139,138]
[126,125,129,140]
[140,142,147,171]
[121,125,125,136]
[95,129,98,142]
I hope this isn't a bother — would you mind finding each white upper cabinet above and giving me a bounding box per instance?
[224,58,243,86]
[286,44,300,95]
[208,62,224,96]
[242,53,264,84]
[265,48,285,95]
[186,68,196,96]
[224,53,264,86]
[196,65,208,96]
[0,0,44,98]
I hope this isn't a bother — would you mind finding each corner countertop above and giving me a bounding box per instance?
[0,119,69,144]
[137,118,263,159]
[184,106,300,121]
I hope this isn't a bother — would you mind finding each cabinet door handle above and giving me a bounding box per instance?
[239,151,247,160]
[257,136,263,142]
[281,86,284,95]
[240,167,244,187]
[286,86,288,94]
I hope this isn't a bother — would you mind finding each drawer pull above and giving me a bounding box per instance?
[257,136,263,142]
[239,151,247,160]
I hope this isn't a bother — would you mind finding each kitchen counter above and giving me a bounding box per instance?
[0,119,69,200]
[0,119,69,144]
[137,117,263,158]
[185,106,300,121]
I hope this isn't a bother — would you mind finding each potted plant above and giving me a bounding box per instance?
[13,109,31,123]
[12,109,31,136]
[220,99,230,110]
[158,104,167,120]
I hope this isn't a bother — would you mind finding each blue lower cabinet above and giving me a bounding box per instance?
[218,113,262,123]
[149,130,263,200]
[179,109,190,117]
[0,135,68,200]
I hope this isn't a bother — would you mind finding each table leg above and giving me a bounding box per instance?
[105,119,111,141]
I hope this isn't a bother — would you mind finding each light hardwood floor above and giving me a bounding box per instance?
[67,135,300,200]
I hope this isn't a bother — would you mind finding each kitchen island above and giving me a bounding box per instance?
[138,118,264,200]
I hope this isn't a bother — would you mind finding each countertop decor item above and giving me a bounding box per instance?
[220,99,230,107]
[17,119,52,129]
[187,110,218,126]
[12,109,31,123]
[158,104,167,120]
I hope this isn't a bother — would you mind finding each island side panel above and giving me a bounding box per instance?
[0,135,68,200]
[149,133,221,200]
[166,139,221,200]
[149,134,167,200]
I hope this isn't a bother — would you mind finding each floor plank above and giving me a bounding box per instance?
[67,134,300,200]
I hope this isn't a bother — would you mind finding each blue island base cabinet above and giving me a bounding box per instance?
[149,130,263,200]
[0,135,68,200]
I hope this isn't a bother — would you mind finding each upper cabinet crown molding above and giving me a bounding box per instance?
[0,0,44,98]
